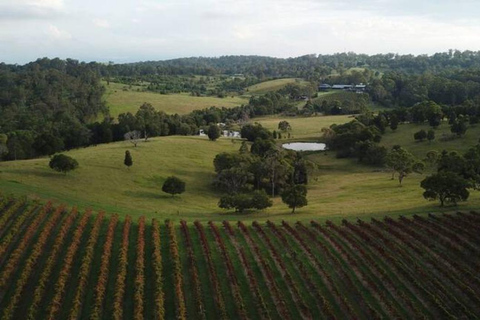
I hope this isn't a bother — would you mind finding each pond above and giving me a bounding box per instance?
[282,142,327,152]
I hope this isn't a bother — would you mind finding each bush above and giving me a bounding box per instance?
[218,190,272,213]
[162,176,186,197]
[49,154,78,175]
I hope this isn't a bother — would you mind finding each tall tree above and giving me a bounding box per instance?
[124,150,133,169]
[421,172,469,206]
[281,184,308,213]
[385,146,424,185]
[207,124,221,141]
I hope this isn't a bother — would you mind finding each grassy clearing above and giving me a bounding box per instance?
[246,78,310,94]
[1,117,480,222]
[254,115,352,139]
[104,82,248,117]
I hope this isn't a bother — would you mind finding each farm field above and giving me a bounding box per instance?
[104,82,248,117]
[2,119,480,222]
[0,197,479,319]
[245,78,310,94]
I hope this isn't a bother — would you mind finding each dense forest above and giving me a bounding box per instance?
[2,51,480,160]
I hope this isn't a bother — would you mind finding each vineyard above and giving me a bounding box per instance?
[0,195,480,319]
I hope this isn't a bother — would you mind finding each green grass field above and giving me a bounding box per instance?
[1,115,480,222]
[104,82,248,117]
[246,78,310,94]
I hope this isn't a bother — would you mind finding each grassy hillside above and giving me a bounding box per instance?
[1,116,480,222]
[1,198,479,319]
[246,78,310,94]
[104,82,248,117]
[254,115,352,139]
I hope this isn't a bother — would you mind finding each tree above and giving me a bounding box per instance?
[207,124,221,141]
[162,176,186,197]
[218,190,272,213]
[213,167,252,194]
[124,130,141,147]
[281,184,308,213]
[427,129,435,142]
[414,129,427,142]
[451,119,467,136]
[49,154,79,175]
[389,114,399,131]
[421,172,469,206]
[278,121,292,132]
[136,103,161,142]
[124,150,133,169]
[0,134,7,159]
[385,146,424,185]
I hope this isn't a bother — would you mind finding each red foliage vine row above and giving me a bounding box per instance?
[133,216,146,320]
[46,209,93,320]
[90,214,118,320]
[0,201,39,261]
[112,215,132,320]
[252,221,312,320]
[0,202,52,290]
[296,221,382,320]
[314,220,421,318]
[68,212,105,320]
[26,208,79,320]
[151,219,165,320]
[1,205,65,319]
[343,219,454,319]
[166,220,186,320]
[280,220,357,319]
[223,221,271,320]
[194,220,227,320]
[237,221,291,320]
[209,221,248,320]
[266,220,335,319]
[179,220,206,320]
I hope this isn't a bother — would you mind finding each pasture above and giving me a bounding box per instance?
[2,116,480,222]
[104,82,248,117]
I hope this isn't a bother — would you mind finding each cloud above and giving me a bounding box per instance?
[93,18,110,28]
[47,25,71,40]
[0,0,64,20]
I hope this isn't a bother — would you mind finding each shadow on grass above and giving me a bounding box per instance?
[126,190,183,200]
[4,168,75,179]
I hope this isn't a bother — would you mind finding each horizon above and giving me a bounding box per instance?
[1,0,480,65]
[2,49,479,66]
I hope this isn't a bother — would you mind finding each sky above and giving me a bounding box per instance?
[1,0,480,64]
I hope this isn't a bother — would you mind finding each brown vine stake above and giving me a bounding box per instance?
[208,221,248,320]
[1,205,65,320]
[112,215,132,320]
[151,219,165,320]
[166,220,186,320]
[90,214,118,320]
[180,220,206,320]
[46,209,93,320]
[68,212,105,320]
[194,221,228,320]
[134,216,146,320]
[26,208,79,320]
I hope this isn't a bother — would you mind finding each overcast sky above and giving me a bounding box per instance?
[1,0,480,64]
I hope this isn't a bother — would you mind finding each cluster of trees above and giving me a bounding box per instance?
[213,124,309,213]
[420,147,480,206]
[0,58,106,160]
[321,118,386,165]
[101,50,480,80]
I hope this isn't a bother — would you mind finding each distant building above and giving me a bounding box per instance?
[318,84,331,91]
